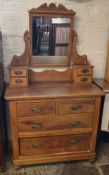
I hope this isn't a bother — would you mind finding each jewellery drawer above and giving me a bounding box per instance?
[19,134,90,156]
[10,68,27,77]
[10,77,28,87]
[18,114,93,132]
[56,99,95,115]
[77,76,92,84]
[17,101,55,117]
[77,67,93,75]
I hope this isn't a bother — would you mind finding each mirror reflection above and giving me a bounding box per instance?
[32,17,70,56]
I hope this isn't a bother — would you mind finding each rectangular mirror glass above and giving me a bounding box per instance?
[32,17,70,56]
[31,16,71,66]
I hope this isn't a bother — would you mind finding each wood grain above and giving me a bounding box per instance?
[20,134,90,156]
[104,40,109,81]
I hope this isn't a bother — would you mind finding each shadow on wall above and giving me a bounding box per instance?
[68,0,94,2]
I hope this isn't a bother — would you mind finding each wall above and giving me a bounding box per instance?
[0,0,109,81]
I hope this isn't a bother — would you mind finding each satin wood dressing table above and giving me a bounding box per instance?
[5,3,103,168]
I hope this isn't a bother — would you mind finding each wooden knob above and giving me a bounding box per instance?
[81,69,89,73]
[72,104,82,110]
[32,107,43,113]
[69,139,79,144]
[80,77,88,82]
[32,143,43,148]
[15,70,22,75]
[71,121,81,127]
[32,123,43,130]
[15,79,23,83]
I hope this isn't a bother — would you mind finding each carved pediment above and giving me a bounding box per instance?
[29,3,76,15]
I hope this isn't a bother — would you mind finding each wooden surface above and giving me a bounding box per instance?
[20,134,90,156]
[5,82,103,167]
[94,78,109,92]
[5,82,104,100]
[9,3,93,88]
[5,3,104,168]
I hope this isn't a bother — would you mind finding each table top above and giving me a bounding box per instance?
[5,82,104,101]
[94,79,109,93]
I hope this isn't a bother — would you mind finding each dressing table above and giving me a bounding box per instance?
[5,3,104,168]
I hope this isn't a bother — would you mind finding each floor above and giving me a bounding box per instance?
[0,137,109,175]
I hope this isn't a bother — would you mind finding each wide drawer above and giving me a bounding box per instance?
[56,99,95,115]
[18,114,93,132]
[20,134,90,156]
[17,101,55,117]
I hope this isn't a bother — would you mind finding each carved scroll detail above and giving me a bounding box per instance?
[29,3,75,15]
[11,31,30,66]
[72,31,89,65]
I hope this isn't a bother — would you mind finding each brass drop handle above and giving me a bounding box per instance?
[71,121,81,127]
[32,107,43,113]
[81,69,89,73]
[15,70,23,75]
[72,104,82,110]
[32,143,43,148]
[69,139,79,144]
[15,79,23,83]
[31,123,43,130]
[81,77,88,82]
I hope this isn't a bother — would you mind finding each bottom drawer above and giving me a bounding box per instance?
[77,76,92,84]
[10,77,28,87]
[20,134,90,156]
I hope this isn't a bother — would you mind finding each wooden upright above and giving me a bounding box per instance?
[104,40,109,82]
[5,3,103,168]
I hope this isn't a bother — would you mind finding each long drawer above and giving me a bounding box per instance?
[18,114,93,132]
[17,101,55,117]
[56,98,95,115]
[20,134,90,156]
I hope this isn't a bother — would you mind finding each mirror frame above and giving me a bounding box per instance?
[29,3,76,67]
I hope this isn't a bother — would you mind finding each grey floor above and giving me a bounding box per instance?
[0,140,109,175]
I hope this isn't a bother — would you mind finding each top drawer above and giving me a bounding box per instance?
[56,98,95,115]
[10,68,27,77]
[17,101,55,117]
[77,67,93,75]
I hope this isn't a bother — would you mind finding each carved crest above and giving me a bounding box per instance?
[29,3,75,15]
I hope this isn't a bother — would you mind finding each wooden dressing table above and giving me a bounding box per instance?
[5,3,104,168]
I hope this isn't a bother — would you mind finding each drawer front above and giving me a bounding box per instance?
[10,68,27,77]
[10,78,27,87]
[78,67,93,75]
[56,99,95,115]
[77,76,92,84]
[17,101,55,117]
[20,134,90,156]
[18,114,93,132]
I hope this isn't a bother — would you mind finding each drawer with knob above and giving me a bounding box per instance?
[17,101,55,117]
[77,76,92,84]
[10,68,27,77]
[18,114,93,133]
[56,99,95,115]
[19,134,90,156]
[10,77,28,87]
[77,67,93,75]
